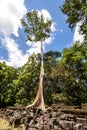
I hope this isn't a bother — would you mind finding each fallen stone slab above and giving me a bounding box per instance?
[73,123,83,130]
[76,117,87,125]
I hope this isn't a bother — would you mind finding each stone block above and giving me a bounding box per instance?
[54,125,58,130]
[44,114,49,122]
[84,126,87,130]
[59,120,74,129]
[13,117,21,127]
[43,124,50,130]
[76,117,87,125]
[18,124,26,130]
[73,123,83,130]
[81,103,87,110]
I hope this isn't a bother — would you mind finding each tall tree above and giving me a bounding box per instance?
[61,0,87,38]
[21,10,52,111]
[52,42,87,105]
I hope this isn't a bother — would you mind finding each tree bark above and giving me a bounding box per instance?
[26,41,45,111]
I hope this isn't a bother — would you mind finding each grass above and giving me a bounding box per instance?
[0,118,18,130]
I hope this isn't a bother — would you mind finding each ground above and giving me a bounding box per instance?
[0,118,17,130]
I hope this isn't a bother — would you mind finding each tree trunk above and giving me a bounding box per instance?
[26,41,45,111]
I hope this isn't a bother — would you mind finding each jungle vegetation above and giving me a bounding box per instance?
[0,0,87,108]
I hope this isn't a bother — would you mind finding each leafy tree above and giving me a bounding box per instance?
[21,10,52,110]
[14,51,61,106]
[44,51,61,105]
[52,42,87,105]
[15,54,40,105]
[0,62,17,107]
[61,0,87,38]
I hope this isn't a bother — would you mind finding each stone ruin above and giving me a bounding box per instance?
[0,103,87,130]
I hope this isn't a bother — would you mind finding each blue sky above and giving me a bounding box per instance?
[24,0,74,51]
[0,0,83,67]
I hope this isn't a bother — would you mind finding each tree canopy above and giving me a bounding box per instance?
[0,42,87,107]
[21,10,52,42]
[21,10,52,111]
[61,0,87,38]
[0,6,87,108]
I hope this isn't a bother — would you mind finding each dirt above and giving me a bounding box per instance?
[0,118,17,130]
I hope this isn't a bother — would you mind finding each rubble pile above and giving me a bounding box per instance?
[0,104,87,130]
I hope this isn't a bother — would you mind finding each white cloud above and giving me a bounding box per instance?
[1,37,29,67]
[26,42,41,54]
[0,0,27,36]
[40,9,52,21]
[0,3,56,67]
[73,22,84,43]
[0,0,28,67]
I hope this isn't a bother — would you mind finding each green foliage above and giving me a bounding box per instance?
[21,10,52,42]
[1,2,87,108]
[52,41,87,105]
[0,62,17,107]
[15,54,40,105]
[44,51,61,105]
[0,51,61,107]
[21,10,52,108]
[14,51,61,106]
[0,42,87,107]
[61,0,87,38]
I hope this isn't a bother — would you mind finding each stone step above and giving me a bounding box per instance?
[76,117,87,125]
[84,126,87,130]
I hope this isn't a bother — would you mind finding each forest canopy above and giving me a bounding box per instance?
[0,43,87,107]
[0,0,87,108]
